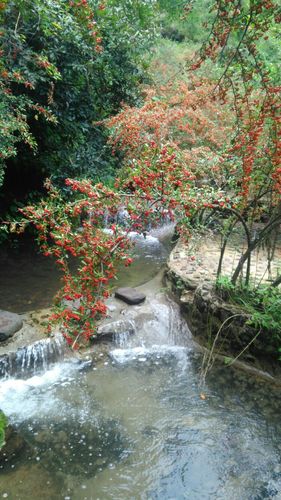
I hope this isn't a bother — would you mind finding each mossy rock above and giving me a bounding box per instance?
[0,425,27,464]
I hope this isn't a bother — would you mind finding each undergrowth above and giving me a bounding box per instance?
[0,411,7,451]
[216,276,281,358]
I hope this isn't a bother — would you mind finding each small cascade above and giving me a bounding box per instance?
[113,330,132,348]
[149,222,175,242]
[102,205,175,243]
[0,334,67,379]
[103,206,129,228]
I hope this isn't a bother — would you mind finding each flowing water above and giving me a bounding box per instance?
[1,230,281,499]
[0,227,172,312]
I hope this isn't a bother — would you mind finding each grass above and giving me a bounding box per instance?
[216,276,281,347]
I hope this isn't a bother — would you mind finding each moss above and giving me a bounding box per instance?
[0,411,7,450]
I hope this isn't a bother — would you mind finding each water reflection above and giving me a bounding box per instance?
[0,231,171,312]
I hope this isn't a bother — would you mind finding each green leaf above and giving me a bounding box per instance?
[223,356,233,365]
[0,411,7,451]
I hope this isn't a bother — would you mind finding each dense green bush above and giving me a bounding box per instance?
[0,0,157,194]
[217,276,281,354]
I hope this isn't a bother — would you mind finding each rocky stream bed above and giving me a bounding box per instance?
[0,231,281,499]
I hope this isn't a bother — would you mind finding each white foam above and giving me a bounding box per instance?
[103,228,160,245]
[0,360,80,418]
[109,345,188,366]
[149,222,175,241]
[128,232,160,245]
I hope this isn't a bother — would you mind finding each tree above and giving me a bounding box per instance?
[186,0,281,285]
[109,0,281,286]
[20,0,281,347]
[0,0,158,194]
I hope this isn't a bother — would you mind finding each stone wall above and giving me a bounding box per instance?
[165,234,281,373]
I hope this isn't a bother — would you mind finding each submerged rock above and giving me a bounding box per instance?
[0,310,23,341]
[0,425,27,464]
[23,417,129,478]
[115,287,146,305]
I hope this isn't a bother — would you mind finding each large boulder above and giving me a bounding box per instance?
[115,287,146,305]
[0,310,23,342]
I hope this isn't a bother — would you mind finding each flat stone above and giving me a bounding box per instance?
[0,310,23,341]
[115,287,146,305]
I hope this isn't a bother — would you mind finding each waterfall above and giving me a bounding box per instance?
[0,334,67,379]
[113,330,132,348]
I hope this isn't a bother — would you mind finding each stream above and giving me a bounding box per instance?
[1,229,281,499]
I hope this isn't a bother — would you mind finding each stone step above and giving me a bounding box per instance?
[115,287,146,305]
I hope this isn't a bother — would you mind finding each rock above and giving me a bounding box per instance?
[96,320,135,339]
[180,291,194,305]
[0,425,27,464]
[115,287,146,305]
[0,310,23,341]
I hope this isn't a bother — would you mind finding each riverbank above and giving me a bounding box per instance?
[1,226,281,386]
[165,233,281,384]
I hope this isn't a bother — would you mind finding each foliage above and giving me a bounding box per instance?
[0,0,158,191]
[0,410,7,451]
[189,0,281,286]
[148,38,193,86]
[0,189,40,245]
[21,134,224,346]
[216,275,281,351]
[19,0,281,349]
[158,0,213,43]
[106,73,281,285]
[109,0,281,287]
[21,179,133,347]
[19,139,235,347]
[106,78,233,181]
